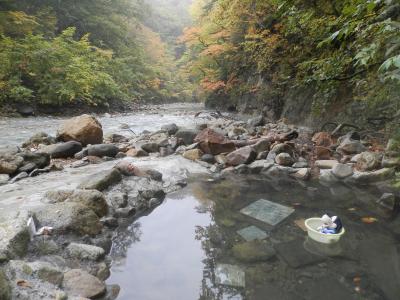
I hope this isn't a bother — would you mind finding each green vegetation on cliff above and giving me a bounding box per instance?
[179,0,400,128]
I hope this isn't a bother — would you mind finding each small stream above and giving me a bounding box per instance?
[1,104,399,300]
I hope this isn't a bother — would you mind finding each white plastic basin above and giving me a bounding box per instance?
[304,218,345,244]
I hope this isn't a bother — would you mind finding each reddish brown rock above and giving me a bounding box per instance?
[226,146,257,166]
[194,128,236,155]
[312,132,334,147]
[315,146,332,160]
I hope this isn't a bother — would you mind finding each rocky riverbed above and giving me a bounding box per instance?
[0,104,399,299]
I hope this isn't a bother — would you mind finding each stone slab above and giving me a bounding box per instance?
[240,199,294,226]
[215,264,245,288]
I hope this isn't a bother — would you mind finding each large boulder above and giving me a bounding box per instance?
[194,128,236,155]
[57,114,103,146]
[87,144,119,158]
[40,141,83,158]
[35,202,102,235]
[79,168,122,191]
[175,129,198,145]
[356,151,381,171]
[226,146,256,166]
[63,269,106,299]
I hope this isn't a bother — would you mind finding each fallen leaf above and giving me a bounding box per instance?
[294,219,307,232]
[361,217,378,224]
[16,280,32,288]
[348,207,357,211]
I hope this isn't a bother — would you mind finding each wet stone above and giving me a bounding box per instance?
[237,225,268,241]
[215,264,245,288]
[275,239,326,268]
[232,240,276,263]
[240,199,294,226]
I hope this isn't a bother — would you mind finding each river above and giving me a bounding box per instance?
[1,103,399,300]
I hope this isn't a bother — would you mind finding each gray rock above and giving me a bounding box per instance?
[17,151,50,169]
[290,168,311,180]
[67,190,108,217]
[0,211,30,262]
[43,190,74,204]
[35,202,102,235]
[108,192,128,209]
[226,146,257,166]
[175,129,198,145]
[63,269,106,298]
[139,189,165,200]
[87,144,119,158]
[332,163,353,179]
[0,269,11,300]
[159,146,174,157]
[315,160,338,169]
[201,154,215,164]
[28,261,64,286]
[114,207,136,218]
[141,142,159,153]
[103,284,120,300]
[79,168,122,191]
[0,174,9,185]
[18,162,36,173]
[337,136,366,154]
[319,169,339,185]
[161,123,179,135]
[345,168,395,184]
[40,141,83,159]
[252,139,270,153]
[275,153,294,166]
[22,132,56,148]
[74,149,89,159]
[115,152,127,159]
[248,160,274,174]
[101,217,118,228]
[292,161,309,168]
[376,193,398,213]
[96,262,111,281]
[104,133,128,143]
[67,243,105,261]
[9,171,28,183]
[356,151,381,171]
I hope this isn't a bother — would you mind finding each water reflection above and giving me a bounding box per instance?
[108,175,400,300]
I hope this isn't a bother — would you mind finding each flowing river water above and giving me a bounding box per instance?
[1,104,400,300]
